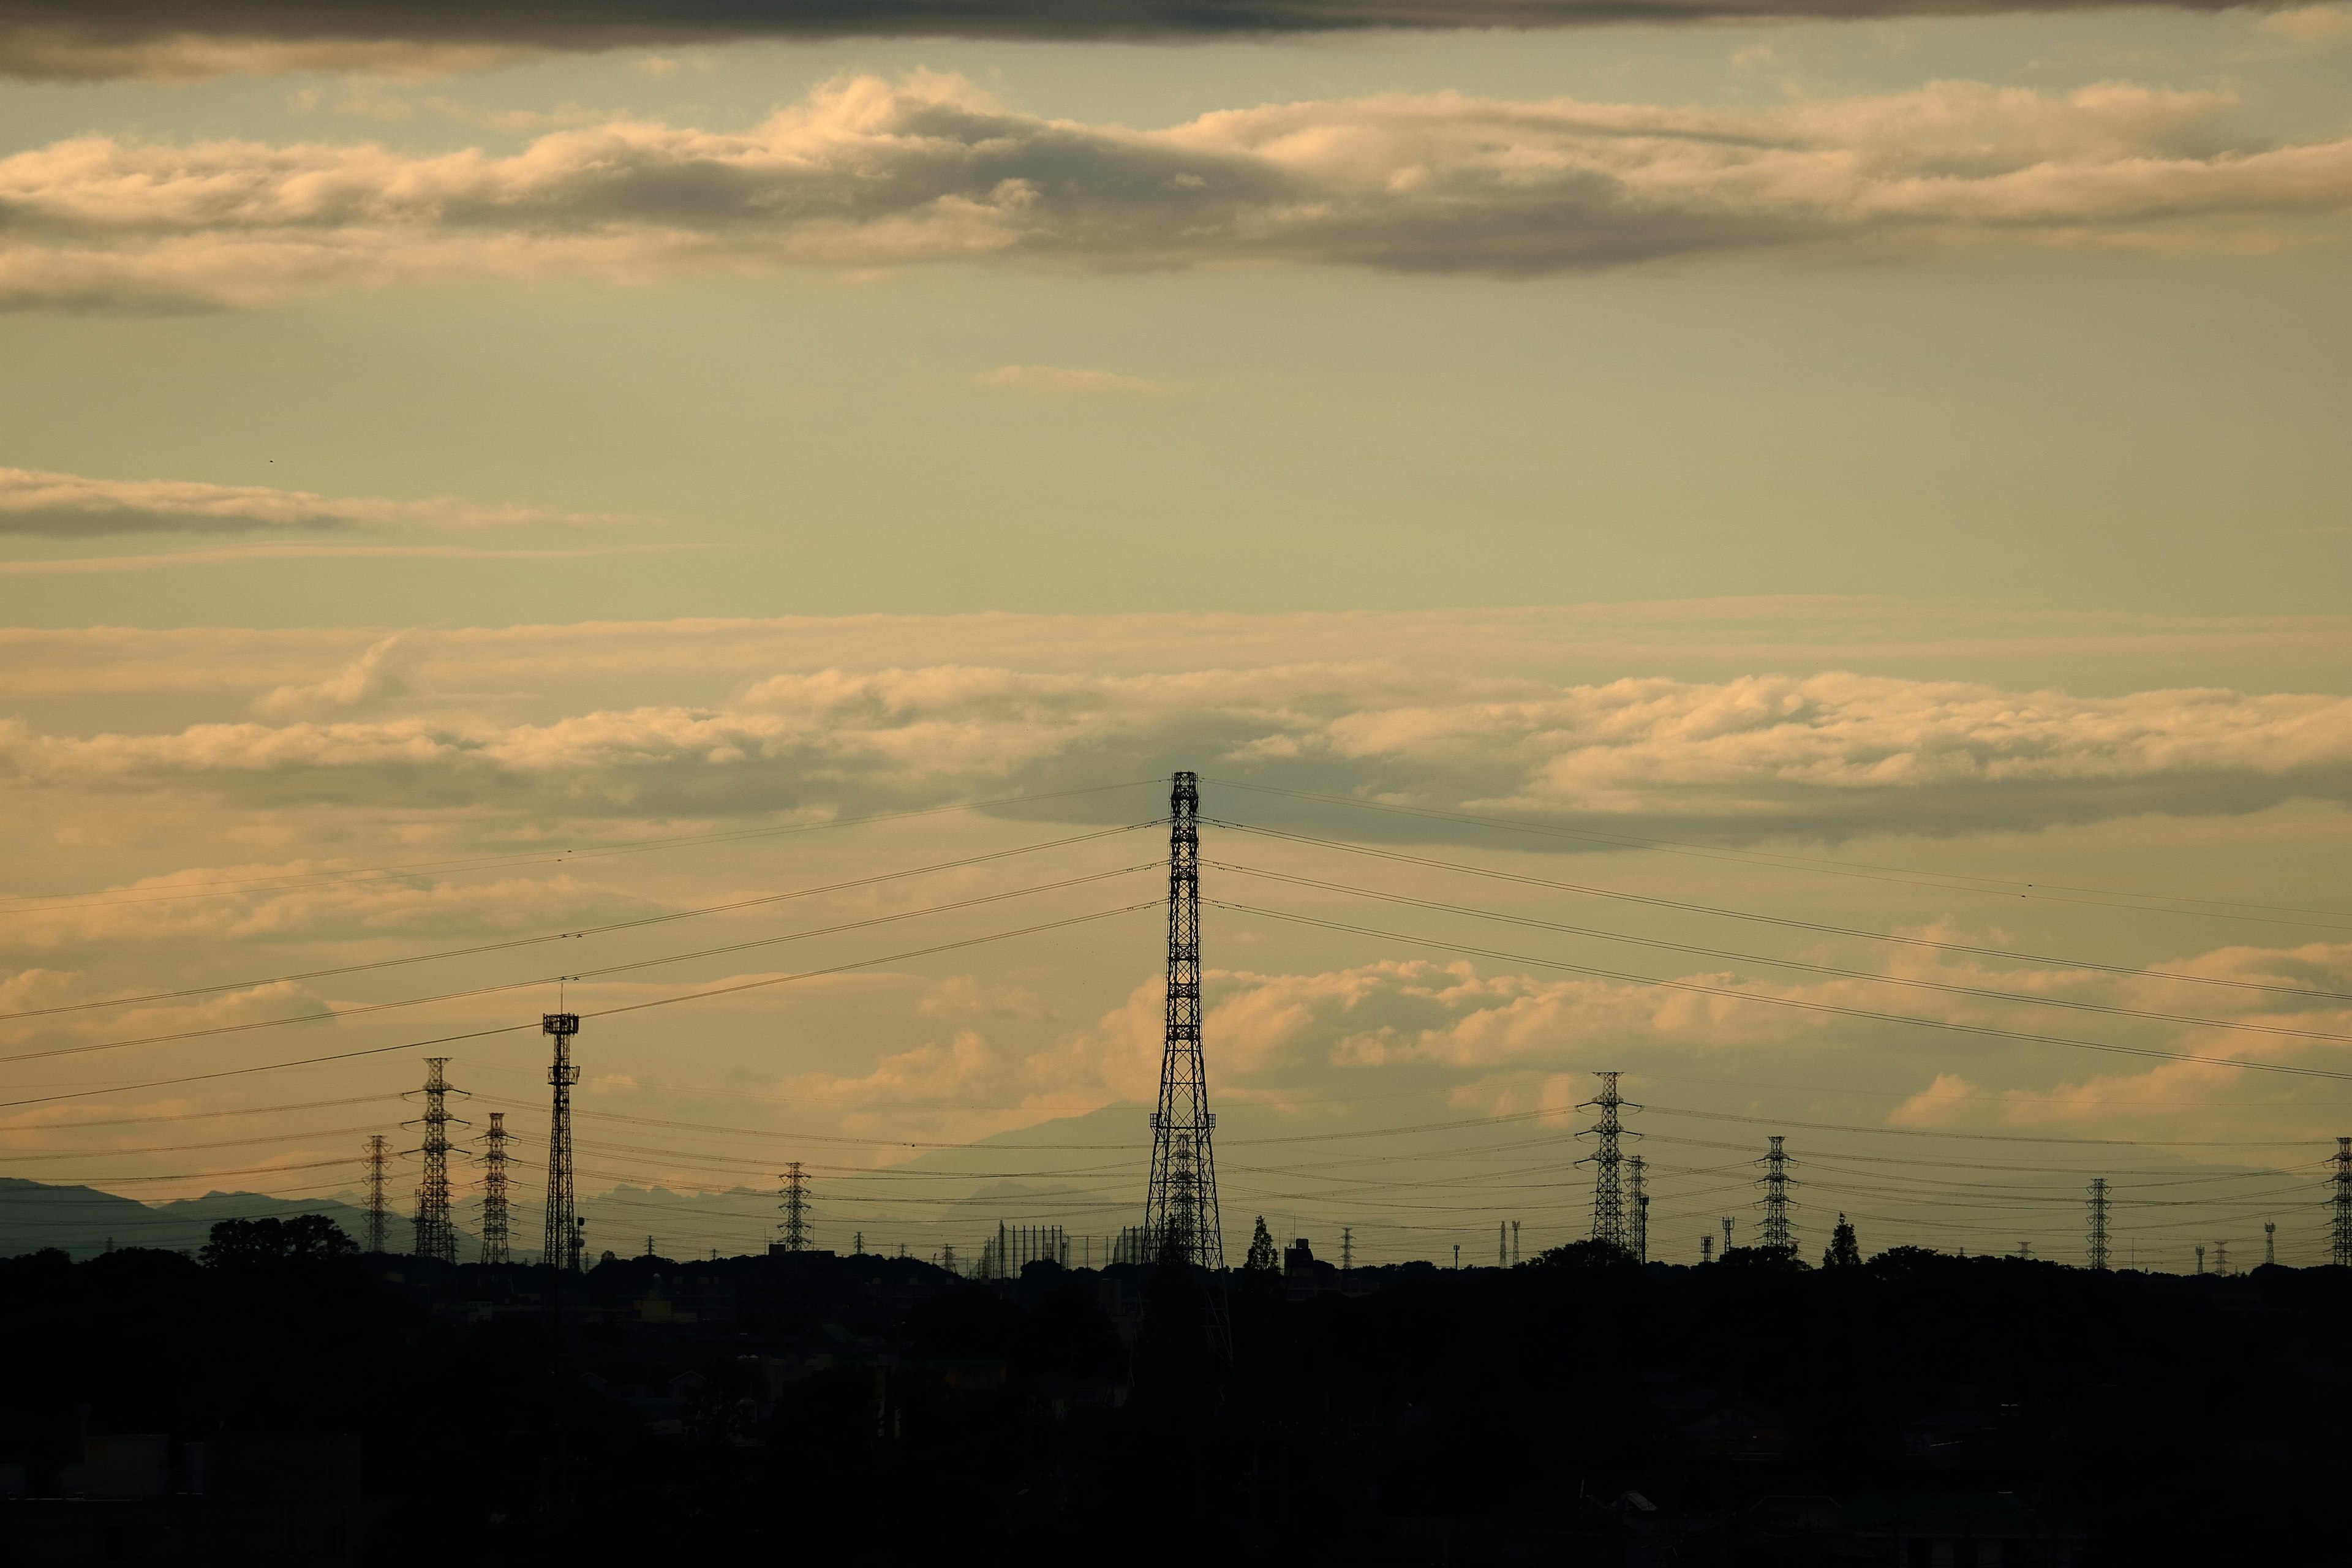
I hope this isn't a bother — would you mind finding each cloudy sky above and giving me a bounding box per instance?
[1,1,2346,1267]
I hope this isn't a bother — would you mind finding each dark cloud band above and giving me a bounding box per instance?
[0,1,2259,80]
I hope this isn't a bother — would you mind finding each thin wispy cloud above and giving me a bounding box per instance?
[0,1,2277,81]
[2,74,2345,312]
[0,466,651,537]
[976,365,1169,395]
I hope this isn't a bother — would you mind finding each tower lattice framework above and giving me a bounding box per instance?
[407,1057,467,1263]
[543,1013,582,1272]
[480,1112,511,1264]
[1758,1136,1796,1253]
[1628,1153,1649,1264]
[777,1161,812,1252]
[2333,1137,2352,1267]
[362,1134,388,1254]
[1144,772,1224,1271]
[1578,1071,1639,1251]
[2087,1178,2111,1271]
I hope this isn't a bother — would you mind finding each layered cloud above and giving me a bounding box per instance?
[4,665,2350,839]
[0,465,641,537]
[0,2,2276,83]
[4,73,2346,310]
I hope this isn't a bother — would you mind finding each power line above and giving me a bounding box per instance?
[1208,858,2352,1043]
[1207,821,2352,1003]
[1202,778,2352,929]
[2,862,1160,1068]
[0,900,1161,1110]
[2,822,1159,1023]
[0,778,1164,916]
[1208,899,2352,1084]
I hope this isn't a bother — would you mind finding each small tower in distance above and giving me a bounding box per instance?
[2087,1178,2111,1272]
[1578,1071,1638,1251]
[362,1134,388,1254]
[1758,1137,1795,1254]
[777,1161,812,1252]
[2264,1220,2276,1268]
[479,1112,510,1265]
[1628,1153,1649,1264]
[542,1011,582,1273]
[407,1057,467,1264]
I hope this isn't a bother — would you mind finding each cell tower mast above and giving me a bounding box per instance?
[2264,1220,2275,1268]
[2333,1137,2352,1267]
[1758,1136,1795,1253]
[362,1134,388,1254]
[2087,1178,2111,1272]
[480,1112,510,1265]
[407,1057,467,1263]
[1143,772,1223,1271]
[777,1161,812,1252]
[1578,1071,1640,1251]
[542,1012,582,1273]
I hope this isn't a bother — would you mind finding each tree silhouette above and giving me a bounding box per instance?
[200,1214,357,1265]
[1246,1215,1278,1272]
[1823,1213,1863,1268]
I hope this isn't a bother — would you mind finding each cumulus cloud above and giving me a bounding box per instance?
[0,2,2268,83]
[2,73,2345,311]
[2259,3,2352,45]
[0,465,646,537]
[3,666,2350,838]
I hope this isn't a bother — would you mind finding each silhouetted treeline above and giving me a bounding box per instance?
[2,1232,2346,1566]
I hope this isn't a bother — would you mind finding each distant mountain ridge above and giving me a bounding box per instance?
[2,1177,412,1260]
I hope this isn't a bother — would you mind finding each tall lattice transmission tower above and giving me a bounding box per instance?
[2264,1220,2275,1268]
[777,1161,813,1252]
[542,1012,582,1273]
[1578,1071,1639,1251]
[2087,1178,2111,1271]
[407,1057,467,1263]
[1629,1154,1650,1264]
[1758,1136,1795,1253]
[362,1135,388,1254]
[2334,1137,2352,1267]
[479,1112,511,1264]
[1144,772,1224,1271]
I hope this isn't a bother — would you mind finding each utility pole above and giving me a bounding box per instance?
[1758,1136,1795,1254]
[2334,1137,2352,1267]
[1629,1154,1649,1264]
[2087,1178,2110,1272]
[480,1112,510,1264]
[362,1135,388,1254]
[542,1011,582,1274]
[407,1057,466,1264]
[1144,772,1224,1273]
[1578,1071,1638,1251]
[777,1161,812,1252]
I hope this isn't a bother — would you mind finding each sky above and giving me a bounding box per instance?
[1,1,2348,1270]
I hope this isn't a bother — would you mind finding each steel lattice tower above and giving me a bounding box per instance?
[777,1161,812,1251]
[1144,772,1224,1271]
[480,1112,511,1264]
[362,1134,388,1254]
[2087,1178,2111,1271]
[543,1012,582,1272]
[1758,1136,1795,1253]
[1629,1153,1650,1264]
[2334,1137,2352,1267]
[2264,1221,2275,1268]
[407,1057,467,1263]
[1578,1071,1639,1250]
